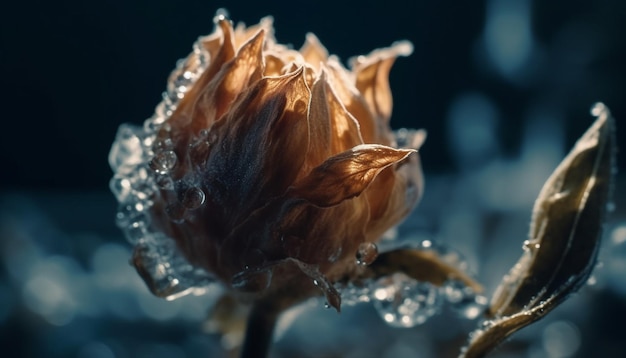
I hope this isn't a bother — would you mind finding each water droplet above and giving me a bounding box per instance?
[336,281,371,306]
[356,242,378,265]
[372,273,441,328]
[144,115,166,133]
[590,102,606,117]
[168,70,195,98]
[213,8,230,23]
[115,198,149,227]
[109,124,144,174]
[124,219,150,244]
[142,134,155,149]
[132,241,213,299]
[442,280,487,320]
[150,150,177,174]
[522,239,541,252]
[153,137,174,152]
[155,99,175,119]
[182,187,206,209]
[109,175,132,202]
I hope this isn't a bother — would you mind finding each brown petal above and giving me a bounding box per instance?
[206,68,311,220]
[191,29,266,131]
[304,73,333,173]
[363,246,483,293]
[366,131,426,239]
[264,52,288,77]
[300,33,329,71]
[352,41,413,124]
[290,144,415,207]
[326,59,380,144]
[173,18,236,124]
[233,16,274,48]
[325,78,365,153]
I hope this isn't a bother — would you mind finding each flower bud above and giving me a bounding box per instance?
[110,14,425,311]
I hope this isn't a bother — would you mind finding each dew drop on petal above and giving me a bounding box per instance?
[213,8,230,23]
[182,187,206,210]
[153,137,175,153]
[590,102,606,117]
[124,219,151,244]
[109,175,132,202]
[109,124,144,173]
[150,150,177,174]
[356,242,378,266]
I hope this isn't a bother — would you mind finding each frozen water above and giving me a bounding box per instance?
[372,273,442,328]
[108,124,145,174]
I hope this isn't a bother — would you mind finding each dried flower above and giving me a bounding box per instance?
[110,12,425,315]
[109,11,616,358]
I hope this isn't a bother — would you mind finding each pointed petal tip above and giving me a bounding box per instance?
[391,40,414,57]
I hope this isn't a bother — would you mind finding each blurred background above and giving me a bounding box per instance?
[1,0,625,357]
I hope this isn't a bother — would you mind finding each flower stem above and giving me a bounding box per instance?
[240,301,280,358]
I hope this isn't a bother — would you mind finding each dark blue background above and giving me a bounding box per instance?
[1,0,624,190]
[1,1,626,357]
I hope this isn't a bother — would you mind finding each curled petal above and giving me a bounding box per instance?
[290,144,415,207]
[326,59,380,144]
[234,16,274,47]
[352,41,413,124]
[191,29,266,131]
[305,69,367,175]
[300,33,329,71]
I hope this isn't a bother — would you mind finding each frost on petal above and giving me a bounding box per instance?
[290,144,415,207]
[173,18,236,125]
